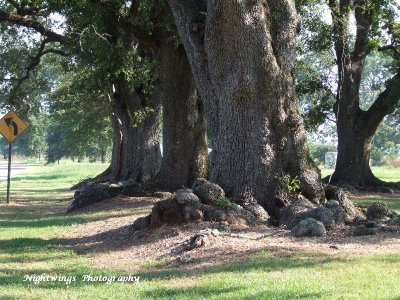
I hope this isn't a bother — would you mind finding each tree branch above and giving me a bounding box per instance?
[0,9,64,42]
[87,0,156,50]
[365,71,400,133]
[351,0,372,62]
[5,38,66,99]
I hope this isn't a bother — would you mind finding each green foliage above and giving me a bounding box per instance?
[275,173,300,194]
[308,142,337,165]
[296,51,336,132]
[371,121,400,166]
[214,197,236,209]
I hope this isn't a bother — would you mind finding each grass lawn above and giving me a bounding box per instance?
[320,166,400,182]
[0,162,399,299]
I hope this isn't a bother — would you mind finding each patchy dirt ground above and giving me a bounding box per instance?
[62,192,400,272]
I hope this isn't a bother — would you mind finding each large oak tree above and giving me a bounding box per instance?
[167,0,325,215]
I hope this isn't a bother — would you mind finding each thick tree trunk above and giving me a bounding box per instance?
[108,79,162,182]
[167,0,325,216]
[155,35,209,190]
[330,121,380,186]
[68,80,162,210]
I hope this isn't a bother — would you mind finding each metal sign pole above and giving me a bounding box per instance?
[6,142,11,204]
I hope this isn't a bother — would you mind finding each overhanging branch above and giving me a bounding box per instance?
[0,9,64,42]
[365,71,400,133]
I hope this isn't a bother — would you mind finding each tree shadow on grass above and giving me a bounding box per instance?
[0,212,138,229]
[143,286,322,300]
[0,296,21,300]
[0,197,154,228]
[0,250,338,298]
[11,174,66,182]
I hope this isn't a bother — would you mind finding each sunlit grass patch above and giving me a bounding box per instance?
[353,198,400,213]
[320,166,400,182]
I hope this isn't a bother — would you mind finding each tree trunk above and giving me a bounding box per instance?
[154,34,209,190]
[167,0,325,216]
[105,79,162,183]
[330,121,379,186]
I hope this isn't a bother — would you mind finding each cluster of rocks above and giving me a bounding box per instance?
[131,179,399,239]
[279,185,399,237]
[352,202,399,236]
[278,185,365,237]
[279,198,353,237]
[132,178,269,231]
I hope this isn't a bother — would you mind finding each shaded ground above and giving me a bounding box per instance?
[62,192,400,273]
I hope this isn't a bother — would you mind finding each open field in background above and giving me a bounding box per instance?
[0,161,399,299]
[320,166,400,182]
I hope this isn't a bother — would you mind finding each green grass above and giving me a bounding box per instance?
[353,198,400,213]
[1,162,400,299]
[320,166,400,182]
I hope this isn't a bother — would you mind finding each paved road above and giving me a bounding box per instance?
[0,163,28,182]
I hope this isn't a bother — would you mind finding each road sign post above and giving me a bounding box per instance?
[6,143,11,204]
[0,111,28,204]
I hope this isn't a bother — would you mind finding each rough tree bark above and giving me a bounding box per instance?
[167,0,325,216]
[106,79,162,183]
[328,0,400,187]
[155,35,209,190]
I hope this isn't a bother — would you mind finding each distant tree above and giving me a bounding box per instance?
[298,0,400,186]
[46,123,67,164]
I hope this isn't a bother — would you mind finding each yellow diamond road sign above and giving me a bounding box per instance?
[0,111,28,143]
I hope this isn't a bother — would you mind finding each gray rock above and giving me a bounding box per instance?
[150,198,184,228]
[214,210,228,222]
[323,200,347,227]
[193,179,225,204]
[388,216,400,226]
[280,199,346,230]
[324,185,360,217]
[279,199,317,228]
[192,178,208,189]
[291,218,327,237]
[354,225,378,236]
[365,220,378,228]
[309,207,337,230]
[226,205,258,226]
[132,215,151,231]
[198,228,220,237]
[175,189,201,205]
[366,202,391,220]
[353,215,367,225]
[242,203,269,222]
[183,205,203,222]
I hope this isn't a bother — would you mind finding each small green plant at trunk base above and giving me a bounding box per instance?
[275,172,300,194]
[214,197,236,209]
